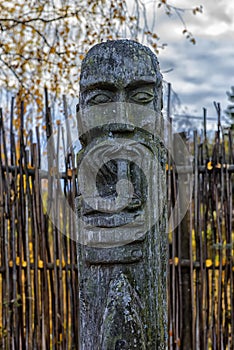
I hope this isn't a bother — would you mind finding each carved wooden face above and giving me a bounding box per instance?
[77,41,163,239]
[79,40,162,113]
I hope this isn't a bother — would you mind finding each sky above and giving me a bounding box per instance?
[150,0,234,124]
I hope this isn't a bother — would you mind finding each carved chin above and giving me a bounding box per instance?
[82,210,143,228]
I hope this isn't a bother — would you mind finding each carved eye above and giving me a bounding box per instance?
[88,93,112,105]
[130,91,154,103]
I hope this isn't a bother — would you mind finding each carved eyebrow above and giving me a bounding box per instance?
[125,79,156,90]
[81,81,118,93]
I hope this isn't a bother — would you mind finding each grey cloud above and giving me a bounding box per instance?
[144,0,234,117]
[160,32,233,112]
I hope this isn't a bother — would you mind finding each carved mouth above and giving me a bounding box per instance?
[76,194,145,228]
[82,209,143,228]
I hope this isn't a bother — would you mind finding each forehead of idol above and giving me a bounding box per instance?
[79,42,160,93]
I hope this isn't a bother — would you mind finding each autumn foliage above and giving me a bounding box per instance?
[0,0,202,113]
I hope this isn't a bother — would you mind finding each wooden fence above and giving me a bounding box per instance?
[0,96,233,349]
[168,104,234,349]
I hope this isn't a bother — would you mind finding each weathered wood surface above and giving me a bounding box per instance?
[76,40,168,349]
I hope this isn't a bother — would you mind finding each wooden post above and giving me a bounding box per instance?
[76,40,168,349]
[175,132,192,349]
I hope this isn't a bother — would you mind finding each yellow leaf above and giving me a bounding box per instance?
[50,47,56,54]
[4,44,11,52]
[207,161,213,170]
[174,257,179,266]
[28,165,34,170]
[205,259,212,268]
[29,242,33,252]
[67,169,72,177]
[38,260,44,268]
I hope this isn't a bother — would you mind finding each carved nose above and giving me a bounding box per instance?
[111,97,135,133]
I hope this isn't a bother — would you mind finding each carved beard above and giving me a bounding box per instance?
[80,159,147,228]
